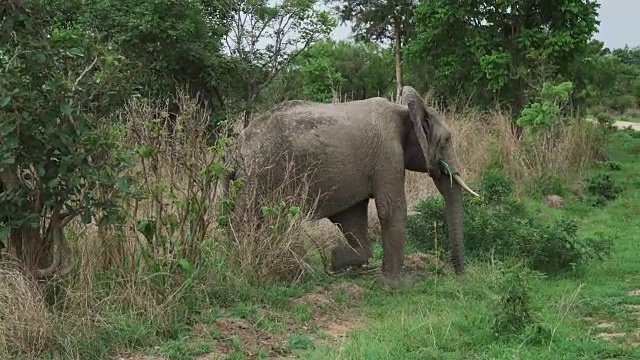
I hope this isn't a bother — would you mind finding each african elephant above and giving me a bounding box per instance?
[221,85,479,288]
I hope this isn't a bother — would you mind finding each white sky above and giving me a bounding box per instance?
[330,0,639,49]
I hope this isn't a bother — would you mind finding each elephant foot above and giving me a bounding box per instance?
[331,245,371,272]
[376,273,402,289]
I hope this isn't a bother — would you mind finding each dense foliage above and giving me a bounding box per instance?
[406,168,612,275]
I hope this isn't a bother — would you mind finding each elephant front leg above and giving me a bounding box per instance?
[329,199,372,271]
[375,189,407,289]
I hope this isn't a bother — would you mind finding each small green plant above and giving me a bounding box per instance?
[590,108,617,132]
[595,161,622,171]
[516,81,573,134]
[527,174,570,197]
[489,262,541,337]
[285,333,314,350]
[480,167,513,203]
[293,303,313,323]
[583,173,623,207]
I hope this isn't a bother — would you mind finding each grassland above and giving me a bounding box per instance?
[2,100,639,360]
[106,126,640,360]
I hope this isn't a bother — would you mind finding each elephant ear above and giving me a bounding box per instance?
[401,85,432,170]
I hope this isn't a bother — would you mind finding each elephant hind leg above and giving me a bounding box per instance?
[328,199,372,271]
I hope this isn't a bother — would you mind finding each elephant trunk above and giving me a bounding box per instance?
[437,154,475,273]
[436,177,465,273]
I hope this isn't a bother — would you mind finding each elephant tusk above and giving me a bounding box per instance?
[453,174,480,197]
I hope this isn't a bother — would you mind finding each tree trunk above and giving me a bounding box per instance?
[511,81,525,140]
[1,169,53,272]
[394,21,404,103]
[10,228,52,272]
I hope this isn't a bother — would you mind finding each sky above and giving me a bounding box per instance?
[330,0,639,50]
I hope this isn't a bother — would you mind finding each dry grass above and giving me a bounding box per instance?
[495,115,601,191]
[224,151,331,284]
[0,260,55,358]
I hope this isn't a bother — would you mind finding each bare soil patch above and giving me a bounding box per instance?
[207,318,288,359]
[402,252,454,282]
[290,282,368,316]
[288,282,368,347]
[597,332,627,342]
[117,353,167,360]
[595,321,616,329]
[191,282,368,359]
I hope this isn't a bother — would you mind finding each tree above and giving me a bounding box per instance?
[76,0,234,118]
[328,0,417,101]
[328,40,395,99]
[574,42,640,113]
[223,0,336,126]
[259,39,396,104]
[1,0,134,276]
[406,0,600,125]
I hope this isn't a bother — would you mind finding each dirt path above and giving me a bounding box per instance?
[613,120,640,130]
[586,117,640,131]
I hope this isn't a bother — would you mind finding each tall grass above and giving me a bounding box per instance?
[223,150,329,284]
[0,91,606,358]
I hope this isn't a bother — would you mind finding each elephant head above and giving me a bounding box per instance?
[400,86,479,273]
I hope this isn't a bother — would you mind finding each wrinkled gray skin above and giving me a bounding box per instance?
[221,86,478,288]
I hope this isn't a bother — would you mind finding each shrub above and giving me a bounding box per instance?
[582,173,623,207]
[488,262,548,340]
[480,168,514,203]
[607,94,637,113]
[406,170,612,275]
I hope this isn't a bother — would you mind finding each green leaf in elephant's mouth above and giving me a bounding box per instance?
[440,160,455,187]
[439,160,454,174]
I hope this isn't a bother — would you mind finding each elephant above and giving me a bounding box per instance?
[220,85,479,288]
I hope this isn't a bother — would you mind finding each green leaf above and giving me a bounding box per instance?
[209,162,226,177]
[60,102,73,115]
[0,226,10,245]
[178,258,193,274]
[288,206,301,217]
[136,145,153,158]
[135,219,155,243]
[81,208,92,224]
[261,206,272,216]
[67,48,85,57]
[34,51,46,63]
[0,96,11,108]
[47,177,60,188]
[0,123,16,137]
[1,155,15,165]
[116,177,130,193]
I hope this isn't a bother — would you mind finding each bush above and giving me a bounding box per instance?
[480,168,514,203]
[406,170,612,275]
[488,262,549,340]
[527,174,571,198]
[607,94,637,113]
[582,173,623,207]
